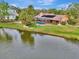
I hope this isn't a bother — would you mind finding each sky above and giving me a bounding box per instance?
[4,0,79,9]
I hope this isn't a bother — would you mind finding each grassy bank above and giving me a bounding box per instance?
[0,23,79,41]
[32,25,79,40]
[0,23,31,30]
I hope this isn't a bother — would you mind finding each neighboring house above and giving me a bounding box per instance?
[35,13,69,25]
[5,5,18,20]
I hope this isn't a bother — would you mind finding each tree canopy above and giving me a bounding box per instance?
[0,1,79,25]
[0,1,9,18]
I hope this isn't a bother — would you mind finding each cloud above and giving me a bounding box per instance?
[38,0,55,5]
[34,7,48,9]
[57,3,71,9]
[10,4,17,7]
[34,7,42,9]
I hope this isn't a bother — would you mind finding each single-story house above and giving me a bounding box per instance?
[34,13,69,25]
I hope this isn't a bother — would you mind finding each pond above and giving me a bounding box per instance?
[0,28,79,59]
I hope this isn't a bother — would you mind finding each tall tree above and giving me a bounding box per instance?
[27,5,36,16]
[19,5,36,25]
[47,9,58,14]
[67,3,79,24]
[0,0,9,20]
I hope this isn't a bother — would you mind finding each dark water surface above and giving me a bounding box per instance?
[0,28,79,59]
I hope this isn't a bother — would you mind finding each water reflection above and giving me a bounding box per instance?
[65,38,79,45]
[0,28,34,46]
[0,28,79,46]
[0,28,79,59]
[20,31,34,46]
[0,29,12,43]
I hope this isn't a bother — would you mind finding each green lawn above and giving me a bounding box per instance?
[0,23,79,41]
[33,25,79,40]
[0,23,29,30]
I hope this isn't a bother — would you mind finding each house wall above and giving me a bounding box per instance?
[61,15,69,22]
[36,18,59,24]
[9,15,16,20]
[35,13,69,24]
[7,8,18,20]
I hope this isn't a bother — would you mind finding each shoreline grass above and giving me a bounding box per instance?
[0,23,79,41]
[32,25,79,40]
